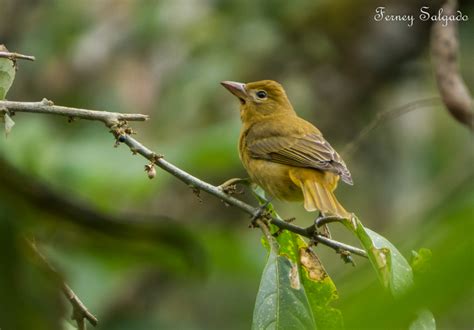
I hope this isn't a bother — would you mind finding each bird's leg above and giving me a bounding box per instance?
[218,177,250,195]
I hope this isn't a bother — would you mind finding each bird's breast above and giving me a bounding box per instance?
[239,124,302,201]
[244,158,303,201]
[239,141,303,201]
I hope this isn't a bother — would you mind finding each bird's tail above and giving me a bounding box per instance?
[289,169,351,219]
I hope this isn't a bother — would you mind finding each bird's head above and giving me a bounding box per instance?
[221,80,295,123]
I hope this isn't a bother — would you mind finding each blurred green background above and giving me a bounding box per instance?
[0,0,472,329]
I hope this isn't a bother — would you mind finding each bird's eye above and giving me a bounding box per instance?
[256,90,267,99]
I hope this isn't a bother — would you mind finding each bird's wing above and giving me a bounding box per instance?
[247,132,353,185]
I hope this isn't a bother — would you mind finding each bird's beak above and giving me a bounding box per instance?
[221,81,247,104]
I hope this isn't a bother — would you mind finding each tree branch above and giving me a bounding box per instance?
[0,99,149,125]
[26,239,98,329]
[1,99,367,258]
[431,0,474,130]
[0,48,36,61]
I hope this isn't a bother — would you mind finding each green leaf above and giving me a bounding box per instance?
[297,240,343,329]
[252,185,342,329]
[274,230,342,329]
[0,51,16,100]
[409,309,436,330]
[345,217,413,296]
[365,227,414,295]
[252,235,317,330]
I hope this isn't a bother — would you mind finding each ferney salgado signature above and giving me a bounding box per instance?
[374,6,469,27]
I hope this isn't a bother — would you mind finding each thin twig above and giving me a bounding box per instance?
[255,219,279,251]
[62,282,98,329]
[0,99,149,125]
[25,239,98,328]
[0,51,36,61]
[342,97,440,158]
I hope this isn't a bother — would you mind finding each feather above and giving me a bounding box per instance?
[248,129,353,185]
[289,169,351,218]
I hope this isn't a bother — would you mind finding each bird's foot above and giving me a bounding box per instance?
[315,214,346,228]
[218,177,250,195]
[313,212,345,239]
[249,201,272,228]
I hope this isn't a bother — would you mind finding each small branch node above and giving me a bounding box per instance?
[124,127,135,135]
[116,120,128,128]
[337,248,356,266]
[41,98,54,106]
[249,203,272,228]
[151,153,164,163]
[190,185,203,203]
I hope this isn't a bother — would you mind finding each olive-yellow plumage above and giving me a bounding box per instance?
[221,80,352,219]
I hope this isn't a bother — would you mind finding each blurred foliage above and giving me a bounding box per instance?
[0,0,473,329]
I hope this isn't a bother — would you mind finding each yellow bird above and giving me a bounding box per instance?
[221,80,352,219]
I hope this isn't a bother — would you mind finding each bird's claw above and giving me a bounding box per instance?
[315,214,345,228]
[313,212,345,239]
[218,178,249,195]
[221,184,241,195]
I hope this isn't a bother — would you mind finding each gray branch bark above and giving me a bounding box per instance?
[0,99,149,125]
